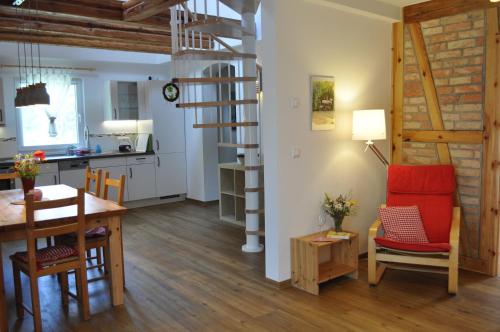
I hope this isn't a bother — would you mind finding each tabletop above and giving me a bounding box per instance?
[0,185,127,232]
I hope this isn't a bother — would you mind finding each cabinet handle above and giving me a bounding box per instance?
[156,139,160,151]
[136,157,146,160]
[114,108,117,120]
[53,175,57,185]
[0,109,3,123]
[129,167,133,178]
[157,156,160,167]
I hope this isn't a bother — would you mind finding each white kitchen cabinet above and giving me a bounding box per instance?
[127,163,156,201]
[105,81,139,120]
[155,153,187,197]
[146,80,186,154]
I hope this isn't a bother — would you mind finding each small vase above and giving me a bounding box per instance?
[21,177,35,199]
[333,216,344,233]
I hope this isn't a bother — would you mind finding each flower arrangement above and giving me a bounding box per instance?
[13,151,46,179]
[323,192,357,232]
[13,151,46,197]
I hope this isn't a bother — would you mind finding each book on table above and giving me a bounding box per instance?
[312,231,352,242]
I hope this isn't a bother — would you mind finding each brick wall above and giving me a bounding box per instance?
[402,10,486,257]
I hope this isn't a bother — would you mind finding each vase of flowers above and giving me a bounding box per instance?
[13,151,46,199]
[323,192,357,232]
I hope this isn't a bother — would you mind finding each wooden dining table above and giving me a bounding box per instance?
[0,185,127,332]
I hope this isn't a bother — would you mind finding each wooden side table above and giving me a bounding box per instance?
[291,230,358,295]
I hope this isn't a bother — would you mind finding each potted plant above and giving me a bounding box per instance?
[323,192,357,232]
[13,151,46,198]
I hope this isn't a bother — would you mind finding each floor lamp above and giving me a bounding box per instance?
[352,109,389,166]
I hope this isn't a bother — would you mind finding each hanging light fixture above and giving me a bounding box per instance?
[14,0,49,108]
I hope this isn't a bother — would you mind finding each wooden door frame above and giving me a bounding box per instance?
[391,6,500,275]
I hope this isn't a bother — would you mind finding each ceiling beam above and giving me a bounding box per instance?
[0,32,172,54]
[404,0,500,23]
[123,0,185,22]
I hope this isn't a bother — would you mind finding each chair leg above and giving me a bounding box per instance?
[76,267,90,321]
[12,263,24,319]
[103,245,110,277]
[121,230,125,288]
[29,275,42,332]
[96,247,103,271]
[60,272,69,306]
[448,253,459,295]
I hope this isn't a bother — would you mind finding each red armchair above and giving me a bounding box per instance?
[368,165,460,294]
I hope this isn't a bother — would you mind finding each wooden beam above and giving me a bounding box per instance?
[0,32,171,54]
[123,0,185,22]
[403,130,484,144]
[479,8,500,276]
[391,22,404,165]
[409,22,452,165]
[404,0,500,23]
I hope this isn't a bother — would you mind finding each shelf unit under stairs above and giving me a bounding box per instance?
[169,0,264,253]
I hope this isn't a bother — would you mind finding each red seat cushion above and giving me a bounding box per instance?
[379,206,429,243]
[375,237,451,252]
[11,245,78,270]
[387,165,455,243]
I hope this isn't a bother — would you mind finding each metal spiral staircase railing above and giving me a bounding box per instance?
[169,0,263,253]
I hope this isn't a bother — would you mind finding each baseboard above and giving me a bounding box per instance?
[123,195,186,209]
[266,278,292,290]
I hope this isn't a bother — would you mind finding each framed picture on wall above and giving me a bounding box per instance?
[311,75,335,131]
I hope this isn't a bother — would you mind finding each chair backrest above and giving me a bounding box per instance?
[102,172,126,206]
[387,165,456,243]
[85,167,102,197]
[25,188,87,271]
[0,172,18,180]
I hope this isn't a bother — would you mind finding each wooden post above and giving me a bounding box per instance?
[0,244,7,332]
[391,22,404,164]
[480,8,500,276]
[108,216,124,305]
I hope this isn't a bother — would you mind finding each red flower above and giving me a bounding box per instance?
[33,150,46,161]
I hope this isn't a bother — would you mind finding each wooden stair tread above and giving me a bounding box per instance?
[173,50,257,60]
[218,143,259,148]
[220,0,260,14]
[246,230,265,237]
[173,76,257,84]
[177,99,258,108]
[184,17,254,39]
[193,122,258,128]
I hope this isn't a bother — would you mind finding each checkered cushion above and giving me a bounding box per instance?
[379,206,429,244]
[12,245,78,270]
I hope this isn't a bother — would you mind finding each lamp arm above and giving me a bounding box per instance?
[368,143,389,167]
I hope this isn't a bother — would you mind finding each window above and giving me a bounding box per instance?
[17,78,84,150]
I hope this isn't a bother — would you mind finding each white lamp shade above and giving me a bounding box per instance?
[352,109,386,141]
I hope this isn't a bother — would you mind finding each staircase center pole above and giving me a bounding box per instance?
[241,10,263,253]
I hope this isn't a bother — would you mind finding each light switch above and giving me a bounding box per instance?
[290,97,300,109]
[291,147,302,159]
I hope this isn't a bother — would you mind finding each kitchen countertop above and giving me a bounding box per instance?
[0,151,155,167]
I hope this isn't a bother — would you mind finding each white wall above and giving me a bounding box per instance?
[262,0,392,281]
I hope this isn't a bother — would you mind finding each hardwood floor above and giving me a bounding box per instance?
[2,200,500,331]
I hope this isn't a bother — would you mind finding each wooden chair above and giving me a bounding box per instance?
[0,171,18,180]
[84,167,102,197]
[62,172,126,285]
[10,189,90,332]
[368,165,460,295]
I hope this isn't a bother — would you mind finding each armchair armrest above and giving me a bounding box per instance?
[369,204,385,240]
[449,207,461,246]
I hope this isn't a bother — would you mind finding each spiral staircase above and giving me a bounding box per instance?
[169,0,263,253]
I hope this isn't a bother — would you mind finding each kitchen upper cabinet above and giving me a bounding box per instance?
[155,153,187,197]
[146,80,185,154]
[105,81,139,120]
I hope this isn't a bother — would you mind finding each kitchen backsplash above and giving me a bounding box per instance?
[0,133,142,159]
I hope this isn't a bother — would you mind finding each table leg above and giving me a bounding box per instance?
[108,216,124,306]
[0,244,8,332]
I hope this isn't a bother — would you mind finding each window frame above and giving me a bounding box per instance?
[16,78,86,152]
